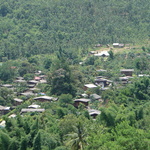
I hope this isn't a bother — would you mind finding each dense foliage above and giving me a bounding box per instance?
[0,0,150,59]
[0,0,150,149]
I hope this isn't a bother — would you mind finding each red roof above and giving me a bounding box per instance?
[34,76,41,80]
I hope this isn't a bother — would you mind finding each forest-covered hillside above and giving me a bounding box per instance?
[0,0,150,150]
[0,0,150,59]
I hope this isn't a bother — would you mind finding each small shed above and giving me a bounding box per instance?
[73,98,91,108]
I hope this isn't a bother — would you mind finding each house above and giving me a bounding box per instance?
[90,94,101,101]
[29,88,40,93]
[28,80,38,85]
[88,109,101,119]
[113,43,119,48]
[16,77,24,80]
[0,106,10,115]
[84,84,97,91]
[13,98,23,106]
[14,79,26,83]
[94,51,109,57]
[96,69,107,72]
[34,76,41,81]
[20,108,45,114]
[120,69,134,76]
[73,98,91,108]
[94,44,102,48]
[119,77,129,84]
[35,70,42,75]
[0,120,6,128]
[27,84,36,88]
[95,77,112,88]
[39,75,47,80]
[119,43,125,48]
[33,96,58,102]
[1,84,13,88]
[20,91,35,97]
[39,80,47,84]
[101,87,110,91]
[113,43,124,48]
[89,51,96,55]
[28,104,41,109]
[81,93,88,98]
[8,114,17,118]
[138,74,150,77]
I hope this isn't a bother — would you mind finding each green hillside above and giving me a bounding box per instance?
[0,1,150,150]
[0,0,150,59]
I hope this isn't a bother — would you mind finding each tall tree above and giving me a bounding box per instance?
[65,122,87,150]
[33,131,41,150]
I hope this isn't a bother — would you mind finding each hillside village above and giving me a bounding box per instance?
[0,32,150,150]
[1,43,149,126]
[0,0,150,149]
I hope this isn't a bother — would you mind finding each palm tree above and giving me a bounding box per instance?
[65,122,88,150]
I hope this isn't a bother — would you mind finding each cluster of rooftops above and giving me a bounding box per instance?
[0,60,149,122]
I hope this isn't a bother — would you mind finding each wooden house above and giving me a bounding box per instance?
[94,51,109,57]
[113,43,124,48]
[20,91,35,97]
[34,76,41,81]
[119,43,125,48]
[84,84,97,91]
[73,98,91,108]
[20,108,45,114]
[94,44,102,48]
[119,77,129,84]
[113,43,119,48]
[95,77,112,88]
[120,69,134,76]
[90,94,101,101]
[33,96,58,102]
[0,106,10,115]
[28,104,41,109]
[13,98,23,106]
[1,84,13,88]
[88,109,101,119]
[28,80,38,85]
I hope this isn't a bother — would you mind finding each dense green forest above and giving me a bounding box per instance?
[0,0,150,150]
[0,0,150,59]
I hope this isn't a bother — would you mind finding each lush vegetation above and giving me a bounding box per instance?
[0,0,150,149]
[0,0,150,60]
